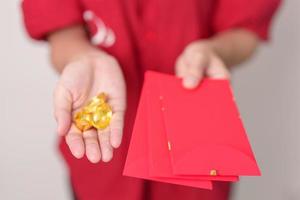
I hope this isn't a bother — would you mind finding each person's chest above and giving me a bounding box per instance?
[80,0,216,75]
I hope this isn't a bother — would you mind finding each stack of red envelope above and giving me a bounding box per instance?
[123,71,261,190]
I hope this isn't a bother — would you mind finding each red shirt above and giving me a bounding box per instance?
[22,0,280,200]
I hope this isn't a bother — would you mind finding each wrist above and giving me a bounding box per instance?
[48,25,104,72]
[65,49,120,76]
[68,48,106,64]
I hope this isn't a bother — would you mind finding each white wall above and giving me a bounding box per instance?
[0,1,71,199]
[0,0,298,200]
[232,1,300,199]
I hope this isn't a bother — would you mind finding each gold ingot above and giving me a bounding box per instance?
[210,169,218,176]
[88,93,107,107]
[74,111,93,132]
[82,104,98,114]
[91,103,113,130]
[73,93,112,132]
[84,93,107,113]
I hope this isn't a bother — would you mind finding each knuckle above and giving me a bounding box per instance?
[113,114,124,123]
[111,123,124,133]
[111,126,123,135]
[83,131,96,140]
[98,129,110,140]
[86,139,98,146]
[66,135,81,145]
[101,139,110,146]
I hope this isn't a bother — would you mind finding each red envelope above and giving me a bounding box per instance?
[123,70,260,190]
[123,76,213,189]
[146,76,239,182]
[146,71,261,176]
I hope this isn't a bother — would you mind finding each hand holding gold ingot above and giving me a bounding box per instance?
[73,93,113,132]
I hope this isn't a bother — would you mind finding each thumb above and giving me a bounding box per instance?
[179,54,206,89]
[53,84,73,136]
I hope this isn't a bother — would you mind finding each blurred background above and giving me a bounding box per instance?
[0,0,299,199]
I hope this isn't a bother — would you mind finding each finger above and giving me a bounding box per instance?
[182,76,201,89]
[175,55,189,78]
[108,96,126,149]
[182,65,204,89]
[176,55,200,89]
[206,58,230,79]
[83,129,101,163]
[98,128,113,162]
[65,125,85,159]
[181,53,206,89]
[54,84,73,136]
[109,111,125,148]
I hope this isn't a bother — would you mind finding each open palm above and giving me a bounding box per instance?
[54,52,126,163]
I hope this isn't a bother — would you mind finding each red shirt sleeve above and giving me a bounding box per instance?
[22,0,84,40]
[212,0,282,40]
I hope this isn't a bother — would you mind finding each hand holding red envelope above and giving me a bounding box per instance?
[123,71,261,190]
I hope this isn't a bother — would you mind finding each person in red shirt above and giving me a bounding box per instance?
[22,0,281,199]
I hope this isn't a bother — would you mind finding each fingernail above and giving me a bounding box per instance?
[112,143,120,149]
[183,77,199,89]
[72,145,84,159]
[88,152,100,163]
[111,139,121,148]
[73,150,83,159]
[101,149,113,163]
